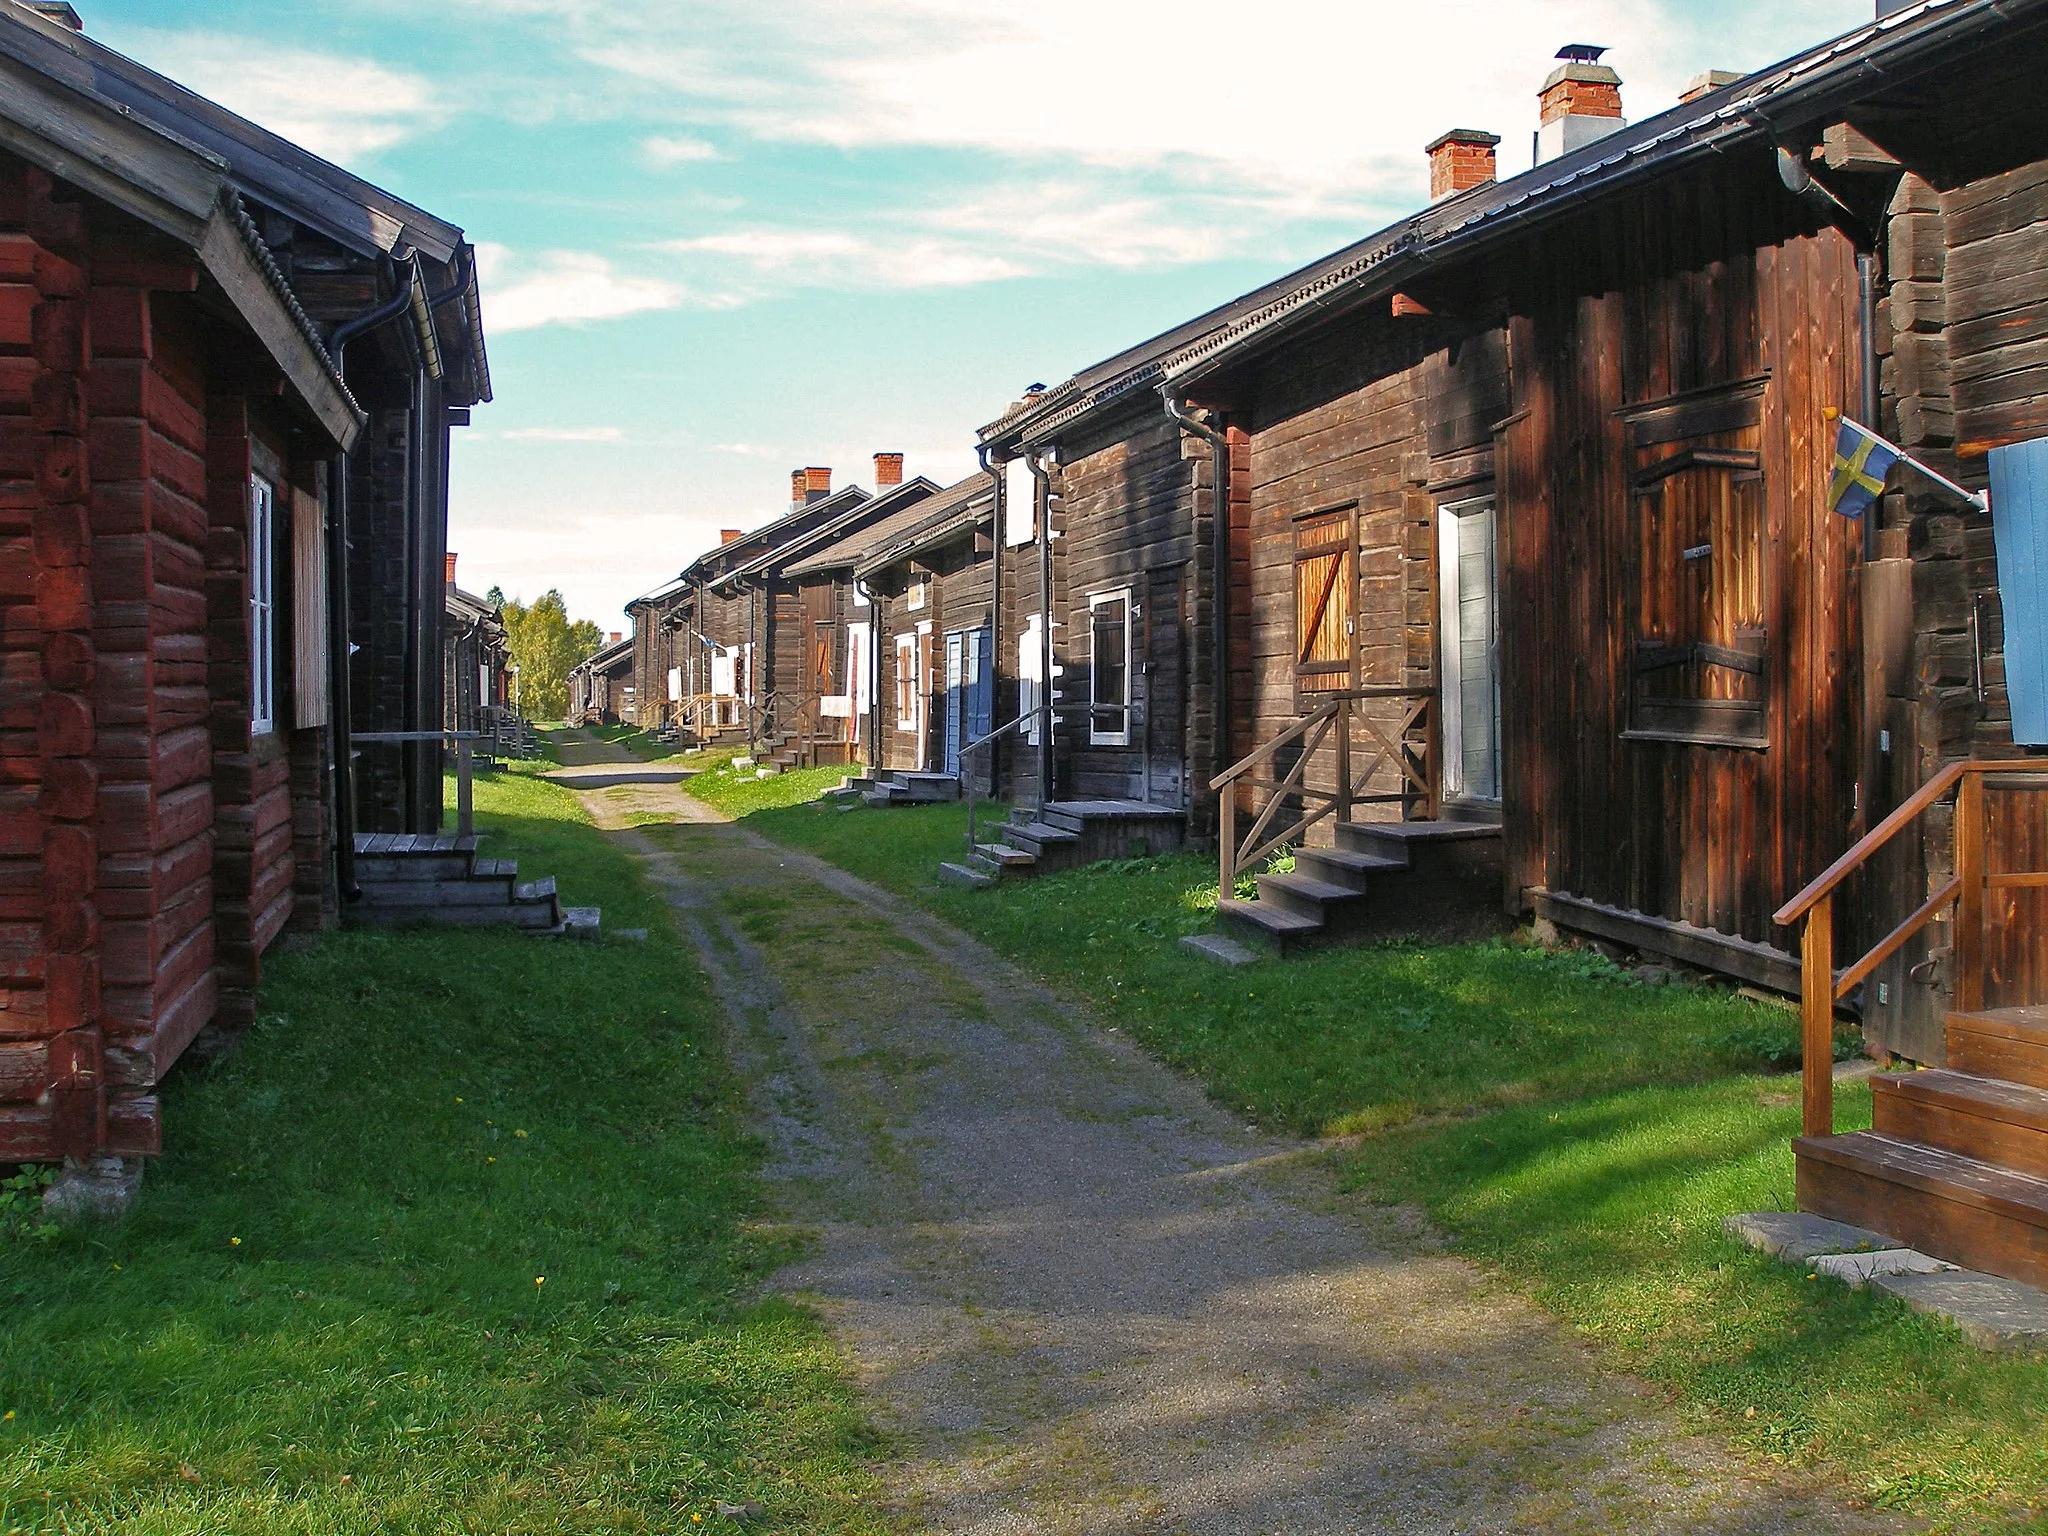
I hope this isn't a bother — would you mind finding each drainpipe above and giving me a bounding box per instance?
[323,253,425,899]
[1858,249,1881,564]
[976,441,1005,793]
[1161,389,1231,816]
[1025,448,1055,805]
[746,583,758,752]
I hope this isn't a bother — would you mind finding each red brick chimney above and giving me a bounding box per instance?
[444,552,458,589]
[1679,70,1740,104]
[874,452,904,489]
[608,632,622,645]
[1426,130,1500,201]
[1537,45,1624,163]
[719,528,742,545]
[789,466,833,513]
[24,3,84,29]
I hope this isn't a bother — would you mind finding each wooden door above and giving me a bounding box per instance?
[1294,507,1356,699]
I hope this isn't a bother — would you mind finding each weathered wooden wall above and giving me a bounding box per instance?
[1497,163,1864,954]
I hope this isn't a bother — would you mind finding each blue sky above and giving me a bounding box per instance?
[86,0,1871,629]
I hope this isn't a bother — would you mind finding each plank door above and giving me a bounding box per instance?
[1438,497,1501,802]
[1294,507,1356,701]
[944,629,966,775]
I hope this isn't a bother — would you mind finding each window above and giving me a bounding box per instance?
[249,477,276,735]
[1293,506,1354,698]
[1089,589,1131,746]
[907,578,928,612]
[1624,384,1768,748]
[1019,614,1044,747]
[1438,497,1500,801]
[895,633,918,731]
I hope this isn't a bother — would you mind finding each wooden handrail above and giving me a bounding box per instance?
[1775,758,2039,926]
[1782,756,2048,1140]
[1209,686,1431,792]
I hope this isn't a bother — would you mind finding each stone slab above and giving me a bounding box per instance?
[1181,932,1263,969]
[1873,1269,2048,1353]
[938,862,993,890]
[1812,1248,1956,1288]
[44,1156,142,1224]
[1723,1210,1898,1262]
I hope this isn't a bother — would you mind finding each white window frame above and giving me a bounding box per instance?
[1088,587,1132,747]
[1437,495,1501,803]
[249,476,276,736]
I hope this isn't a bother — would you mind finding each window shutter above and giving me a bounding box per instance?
[1990,437,2048,746]
[292,487,328,729]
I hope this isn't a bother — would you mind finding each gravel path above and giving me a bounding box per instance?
[558,754,1902,1535]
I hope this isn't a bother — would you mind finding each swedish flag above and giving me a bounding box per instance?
[1827,415,1899,519]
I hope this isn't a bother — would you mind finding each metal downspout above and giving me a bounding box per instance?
[1161,390,1231,822]
[1858,249,1881,563]
[322,253,425,899]
[977,442,1004,795]
[1025,449,1055,805]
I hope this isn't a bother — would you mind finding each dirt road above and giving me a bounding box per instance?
[559,750,1897,1535]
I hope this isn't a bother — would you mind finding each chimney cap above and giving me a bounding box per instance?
[1680,69,1743,102]
[1425,128,1502,154]
[1556,43,1608,63]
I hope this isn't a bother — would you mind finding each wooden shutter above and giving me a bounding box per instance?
[291,485,328,730]
[1990,437,2048,745]
[1294,509,1353,694]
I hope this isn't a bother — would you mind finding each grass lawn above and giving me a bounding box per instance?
[0,773,886,1536]
[747,795,2048,1534]
[583,725,685,762]
[682,752,849,819]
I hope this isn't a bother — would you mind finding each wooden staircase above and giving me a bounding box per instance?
[345,833,599,935]
[940,799,1187,886]
[838,770,961,808]
[1217,818,1502,952]
[1776,758,2048,1295]
[1798,1006,2048,1289]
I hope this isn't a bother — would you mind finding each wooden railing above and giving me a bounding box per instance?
[1210,688,1436,903]
[359,729,492,837]
[1774,758,2048,1139]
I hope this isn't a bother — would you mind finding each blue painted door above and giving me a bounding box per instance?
[942,627,993,776]
[1990,438,2048,746]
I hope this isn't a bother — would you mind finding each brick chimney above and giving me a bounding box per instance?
[789,466,832,512]
[1679,70,1741,104]
[719,528,742,545]
[874,451,904,489]
[24,3,84,29]
[1426,129,1501,201]
[608,632,622,645]
[1537,45,1624,164]
[445,552,458,589]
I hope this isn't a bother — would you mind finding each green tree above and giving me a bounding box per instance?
[500,589,605,721]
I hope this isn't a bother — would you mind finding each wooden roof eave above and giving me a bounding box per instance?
[0,53,363,451]
[852,501,990,582]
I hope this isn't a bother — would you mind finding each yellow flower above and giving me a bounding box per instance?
[692,1517,703,1526]
[4,1410,14,1421]
[230,1237,242,1247]
[486,1157,496,1165]
[455,1097,464,1105]
[534,1276,545,1289]
[514,1129,528,1139]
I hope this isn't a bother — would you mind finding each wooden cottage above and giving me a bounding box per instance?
[0,2,491,1201]
[442,555,507,739]
[569,636,635,726]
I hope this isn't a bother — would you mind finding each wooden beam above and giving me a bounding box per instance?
[1533,890,1801,994]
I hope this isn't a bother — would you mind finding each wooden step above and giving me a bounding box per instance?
[1873,1070,2048,1179]
[1796,1131,2048,1290]
[1005,820,1079,855]
[1216,897,1322,952]
[1949,1007,2048,1091]
[1254,872,1364,922]
[1294,846,1405,893]
[355,876,516,908]
[973,843,1037,871]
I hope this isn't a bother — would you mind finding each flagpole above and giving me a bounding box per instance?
[1824,408,1988,514]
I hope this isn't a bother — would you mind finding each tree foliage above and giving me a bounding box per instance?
[500,589,604,720]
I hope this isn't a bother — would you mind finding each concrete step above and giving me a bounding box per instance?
[938,861,994,889]
[347,900,562,931]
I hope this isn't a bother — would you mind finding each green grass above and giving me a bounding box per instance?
[0,774,887,1536]
[682,754,851,819]
[749,798,2048,1533]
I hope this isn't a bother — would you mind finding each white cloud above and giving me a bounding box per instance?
[475,243,695,332]
[664,230,1024,291]
[712,442,777,457]
[643,134,721,166]
[116,31,442,163]
[498,426,627,443]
